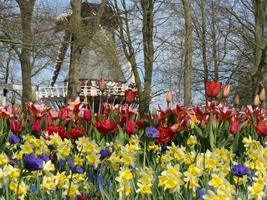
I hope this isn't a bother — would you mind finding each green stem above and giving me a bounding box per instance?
[67,172,74,198]
[16,170,23,200]
[5,182,9,200]
[209,113,215,151]
[143,139,147,168]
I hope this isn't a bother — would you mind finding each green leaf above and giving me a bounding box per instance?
[116,125,126,143]
[193,125,205,138]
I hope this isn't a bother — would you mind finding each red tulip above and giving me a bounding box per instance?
[95,120,116,134]
[9,120,23,134]
[229,118,239,135]
[78,108,91,122]
[136,120,145,129]
[58,107,69,121]
[256,124,267,136]
[83,109,91,122]
[206,81,222,97]
[45,125,67,139]
[31,103,47,119]
[68,127,86,139]
[157,127,174,145]
[124,89,138,104]
[126,119,135,135]
[32,120,41,134]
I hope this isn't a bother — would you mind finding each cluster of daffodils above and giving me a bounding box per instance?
[2,132,267,199]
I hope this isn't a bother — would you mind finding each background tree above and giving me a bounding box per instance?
[182,0,192,105]
[16,0,36,103]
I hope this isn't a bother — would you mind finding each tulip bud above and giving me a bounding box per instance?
[259,88,266,101]
[166,90,172,104]
[254,94,260,106]
[99,77,106,92]
[223,83,231,97]
[233,93,240,105]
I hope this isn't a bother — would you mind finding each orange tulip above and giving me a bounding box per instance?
[233,93,240,105]
[259,88,266,101]
[166,90,173,104]
[99,77,106,92]
[223,83,231,97]
[254,94,260,106]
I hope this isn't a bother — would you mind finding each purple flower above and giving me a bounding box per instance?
[68,160,83,174]
[39,154,50,163]
[197,188,207,200]
[9,134,20,144]
[234,150,242,157]
[24,153,43,171]
[9,157,19,164]
[97,175,103,191]
[100,148,110,160]
[231,164,249,178]
[161,144,167,153]
[145,127,159,138]
[31,184,37,194]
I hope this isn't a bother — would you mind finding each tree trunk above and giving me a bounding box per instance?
[200,0,209,101]
[211,1,219,81]
[140,0,154,116]
[67,0,82,100]
[17,0,35,104]
[182,0,193,106]
[252,0,265,100]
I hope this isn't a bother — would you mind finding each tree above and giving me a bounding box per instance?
[140,0,154,114]
[16,0,36,103]
[252,0,266,97]
[182,0,192,106]
[67,0,82,100]
[113,0,156,116]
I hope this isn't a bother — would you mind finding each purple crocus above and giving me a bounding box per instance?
[197,188,207,200]
[161,144,167,152]
[68,160,83,174]
[9,134,20,144]
[100,148,110,160]
[39,154,50,163]
[231,164,249,178]
[145,127,159,138]
[97,175,104,191]
[31,184,37,194]
[24,153,43,171]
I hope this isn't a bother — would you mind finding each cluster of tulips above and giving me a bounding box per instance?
[0,80,266,199]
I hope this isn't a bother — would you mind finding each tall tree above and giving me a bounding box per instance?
[182,0,192,105]
[140,0,154,115]
[113,0,155,116]
[67,0,82,100]
[252,0,266,97]
[211,1,219,81]
[16,0,35,103]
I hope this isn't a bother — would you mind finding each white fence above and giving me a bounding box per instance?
[36,82,128,99]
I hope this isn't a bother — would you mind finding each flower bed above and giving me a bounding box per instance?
[0,85,267,199]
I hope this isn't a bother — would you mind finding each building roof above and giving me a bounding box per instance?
[55,2,121,32]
